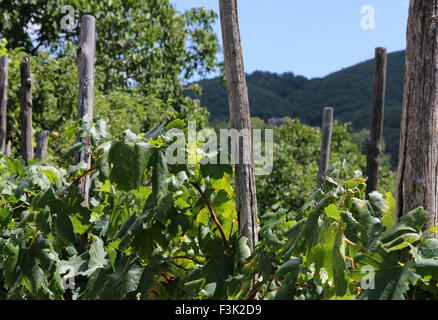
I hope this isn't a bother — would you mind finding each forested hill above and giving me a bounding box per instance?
[186,50,406,164]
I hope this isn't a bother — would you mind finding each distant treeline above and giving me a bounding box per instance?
[185,50,406,166]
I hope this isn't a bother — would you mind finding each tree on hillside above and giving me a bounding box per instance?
[256,119,396,215]
[0,0,220,161]
[396,0,438,237]
[0,0,219,92]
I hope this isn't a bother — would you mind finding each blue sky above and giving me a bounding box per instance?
[174,0,409,79]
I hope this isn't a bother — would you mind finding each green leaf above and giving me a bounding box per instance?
[200,162,232,180]
[284,195,330,256]
[202,238,225,257]
[67,161,88,176]
[381,192,395,236]
[367,217,384,250]
[234,237,251,265]
[109,141,138,191]
[325,204,341,220]
[48,269,65,299]
[282,219,306,259]
[257,250,276,280]
[381,207,428,251]
[118,220,143,251]
[400,207,428,231]
[145,122,166,140]
[332,225,348,297]
[413,239,438,281]
[59,253,89,277]
[96,142,112,180]
[120,264,144,300]
[225,275,248,299]
[131,230,154,263]
[351,244,420,300]
[3,242,19,287]
[82,268,118,300]
[308,221,336,287]
[106,196,129,239]
[114,213,137,240]
[137,267,155,300]
[63,142,86,159]
[32,187,56,209]
[418,239,438,259]
[414,259,438,281]
[21,250,45,293]
[275,257,301,278]
[165,119,185,131]
[367,191,386,219]
[184,278,206,297]
[200,281,217,299]
[350,198,374,247]
[134,142,155,188]
[0,207,12,230]
[88,236,107,275]
[152,148,168,202]
[35,208,52,236]
[274,276,298,300]
[168,170,188,189]
[55,211,76,244]
[29,233,56,272]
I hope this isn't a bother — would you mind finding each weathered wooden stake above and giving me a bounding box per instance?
[366,47,387,196]
[75,15,96,206]
[0,55,8,154]
[396,0,438,237]
[318,107,334,189]
[5,140,11,156]
[17,56,34,163]
[219,0,258,251]
[36,130,49,160]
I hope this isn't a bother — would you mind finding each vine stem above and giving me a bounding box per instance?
[171,255,204,265]
[243,276,271,300]
[344,237,368,252]
[260,278,273,300]
[64,166,97,194]
[190,181,229,246]
[24,227,38,250]
[345,256,355,269]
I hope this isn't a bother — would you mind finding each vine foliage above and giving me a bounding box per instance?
[0,119,437,300]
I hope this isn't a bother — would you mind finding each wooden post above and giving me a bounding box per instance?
[318,107,334,189]
[396,0,438,237]
[5,140,11,156]
[0,55,8,154]
[75,15,96,206]
[219,0,258,251]
[17,56,34,163]
[36,130,49,160]
[366,47,387,196]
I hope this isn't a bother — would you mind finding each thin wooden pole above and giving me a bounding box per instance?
[17,56,34,163]
[219,0,258,251]
[36,130,49,160]
[0,55,8,154]
[318,107,334,189]
[366,47,387,196]
[5,140,11,156]
[75,15,96,206]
